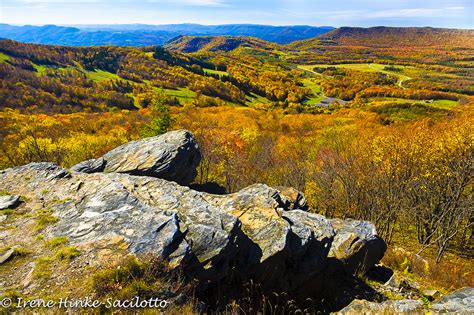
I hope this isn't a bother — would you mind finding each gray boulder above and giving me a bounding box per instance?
[431,287,474,314]
[336,299,423,314]
[0,247,17,265]
[0,195,21,210]
[329,218,387,275]
[70,130,201,185]
[337,288,474,314]
[102,130,201,185]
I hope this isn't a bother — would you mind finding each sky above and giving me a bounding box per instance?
[1,0,473,28]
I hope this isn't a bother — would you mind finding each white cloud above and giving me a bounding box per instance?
[178,0,226,6]
[366,7,465,18]
[146,0,227,6]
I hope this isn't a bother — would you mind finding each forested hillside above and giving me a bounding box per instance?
[292,26,474,48]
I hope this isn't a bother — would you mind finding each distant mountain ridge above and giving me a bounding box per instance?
[165,35,280,53]
[0,23,334,46]
[290,26,474,49]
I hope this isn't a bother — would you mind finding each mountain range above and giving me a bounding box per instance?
[0,23,334,46]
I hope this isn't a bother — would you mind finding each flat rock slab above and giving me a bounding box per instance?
[0,195,21,210]
[0,247,16,265]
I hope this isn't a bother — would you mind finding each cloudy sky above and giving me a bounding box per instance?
[1,0,472,28]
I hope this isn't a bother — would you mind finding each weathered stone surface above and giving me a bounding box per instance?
[337,288,474,314]
[336,299,423,314]
[0,247,16,264]
[275,186,309,211]
[0,195,21,210]
[431,287,474,314]
[100,130,201,185]
[329,218,387,275]
[70,157,105,173]
[0,165,337,290]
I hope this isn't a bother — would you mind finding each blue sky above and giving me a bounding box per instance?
[1,0,473,28]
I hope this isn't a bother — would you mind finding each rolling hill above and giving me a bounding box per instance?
[165,35,280,53]
[0,23,334,46]
[289,26,474,49]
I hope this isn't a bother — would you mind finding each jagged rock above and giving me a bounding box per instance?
[0,195,21,210]
[0,163,339,293]
[338,288,474,314]
[70,130,201,185]
[275,186,309,211]
[335,299,423,314]
[206,184,334,289]
[423,289,440,301]
[431,287,474,313]
[104,130,201,185]
[329,218,387,275]
[0,246,17,264]
[70,157,105,173]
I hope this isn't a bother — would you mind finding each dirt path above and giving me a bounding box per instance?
[368,63,411,89]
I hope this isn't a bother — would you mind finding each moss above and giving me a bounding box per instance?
[0,245,29,258]
[45,236,69,248]
[55,246,80,260]
[382,290,405,301]
[34,208,59,232]
[33,257,53,279]
[12,247,30,257]
[0,209,16,215]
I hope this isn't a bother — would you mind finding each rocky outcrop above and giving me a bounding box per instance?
[0,195,21,210]
[70,130,201,185]
[337,287,474,314]
[0,130,386,301]
[329,219,387,275]
[431,287,474,313]
[0,164,337,292]
[336,299,423,314]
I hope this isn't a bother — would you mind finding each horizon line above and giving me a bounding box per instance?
[1,23,472,30]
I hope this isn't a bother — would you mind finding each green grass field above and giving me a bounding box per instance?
[203,68,229,77]
[0,52,11,62]
[163,88,196,103]
[85,69,121,82]
[302,79,325,104]
[245,92,272,107]
[300,63,413,87]
[368,97,458,110]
